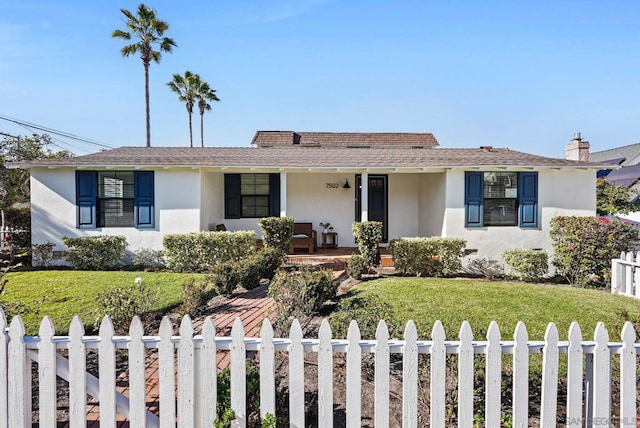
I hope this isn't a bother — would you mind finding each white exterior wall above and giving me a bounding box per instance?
[30,168,202,261]
[418,173,446,237]
[443,168,597,267]
[200,171,224,231]
[388,174,420,239]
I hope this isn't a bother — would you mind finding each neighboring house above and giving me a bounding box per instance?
[10,131,608,265]
[591,140,640,224]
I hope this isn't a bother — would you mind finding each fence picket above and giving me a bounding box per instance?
[129,316,146,427]
[158,316,175,428]
[431,320,446,427]
[201,317,217,427]
[635,253,640,298]
[178,315,195,428]
[374,320,390,428]
[68,316,86,428]
[318,319,333,427]
[512,321,529,428]
[99,316,117,428]
[541,323,559,427]
[0,309,8,427]
[625,252,633,296]
[403,320,418,428]
[485,321,502,427]
[230,317,246,428]
[620,322,636,427]
[289,319,304,428]
[566,322,583,425]
[457,321,474,428]
[8,316,28,428]
[346,320,362,428]
[593,322,611,423]
[259,318,275,420]
[38,316,57,426]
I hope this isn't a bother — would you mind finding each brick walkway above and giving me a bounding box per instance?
[80,285,275,427]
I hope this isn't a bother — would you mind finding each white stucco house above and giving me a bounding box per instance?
[10,131,609,265]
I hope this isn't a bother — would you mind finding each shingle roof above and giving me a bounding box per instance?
[12,146,608,169]
[251,131,439,148]
[590,143,640,166]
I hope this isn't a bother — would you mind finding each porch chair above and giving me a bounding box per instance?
[289,222,317,253]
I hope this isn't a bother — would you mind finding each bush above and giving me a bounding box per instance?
[503,249,548,282]
[389,237,466,277]
[132,248,166,270]
[32,242,59,267]
[258,217,294,254]
[352,221,383,267]
[465,258,503,280]
[347,254,368,280]
[550,216,638,287]
[97,277,157,334]
[329,294,401,339]
[2,206,30,250]
[207,261,241,297]
[62,235,127,270]
[180,278,215,315]
[163,231,256,272]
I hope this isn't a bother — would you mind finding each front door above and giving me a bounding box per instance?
[355,174,388,242]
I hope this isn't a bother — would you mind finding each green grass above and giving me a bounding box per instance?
[348,277,640,340]
[2,270,204,335]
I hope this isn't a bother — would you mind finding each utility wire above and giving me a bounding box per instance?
[0,114,115,150]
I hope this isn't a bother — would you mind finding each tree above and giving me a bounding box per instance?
[0,134,71,210]
[596,178,640,216]
[195,81,220,147]
[112,4,176,148]
[167,71,200,147]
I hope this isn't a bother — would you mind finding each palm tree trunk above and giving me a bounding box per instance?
[144,63,151,147]
[188,110,193,148]
[200,112,204,147]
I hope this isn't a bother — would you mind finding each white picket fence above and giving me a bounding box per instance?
[1,309,639,427]
[0,225,8,250]
[611,251,640,299]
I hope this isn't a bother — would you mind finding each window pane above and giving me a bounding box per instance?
[254,174,269,185]
[99,199,134,227]
[484,172,517,199]
[484,199,517,226]
[255,184,270,195]
[241,195,269,218]
[99,172,134,198]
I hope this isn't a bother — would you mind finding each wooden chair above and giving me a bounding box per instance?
[289,222,317,253]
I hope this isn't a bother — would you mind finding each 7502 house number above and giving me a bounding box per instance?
[325,183,340,189]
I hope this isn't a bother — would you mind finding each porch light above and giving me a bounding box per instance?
[343,179,351,189]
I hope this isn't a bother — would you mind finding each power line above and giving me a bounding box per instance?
[0,114,115,150]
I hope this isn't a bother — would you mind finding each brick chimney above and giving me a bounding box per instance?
[565,132,590,161]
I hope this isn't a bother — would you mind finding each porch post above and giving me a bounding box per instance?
[280,172,287,217]
[361,172,368,222]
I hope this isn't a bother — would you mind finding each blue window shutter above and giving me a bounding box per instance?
[465,172,484,227]
[519,172,538,228]
[225,174,241,219]
[76,171,96,228]
[269,173,280,217]
[134,171,154,229]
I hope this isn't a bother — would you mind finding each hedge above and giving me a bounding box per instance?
[389,237,466,277]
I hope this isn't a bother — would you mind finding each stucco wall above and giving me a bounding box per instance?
[200,171,224,231]
[442,168,597,268]
[30,168,202,261]
[418,173,446,237]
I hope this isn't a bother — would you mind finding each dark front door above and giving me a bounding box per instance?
[355,174,388,242]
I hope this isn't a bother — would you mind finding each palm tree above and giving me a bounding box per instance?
[195,81,220,147]
[112,4,176,147]
[167,71,201,147]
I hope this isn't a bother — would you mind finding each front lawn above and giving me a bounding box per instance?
[2,270,204,334]
[347,277,640,340]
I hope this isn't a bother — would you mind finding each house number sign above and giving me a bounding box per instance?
[325,183,340,189]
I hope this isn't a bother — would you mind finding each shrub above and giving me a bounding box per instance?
[390,237,466,277]
[163,231,256,272]
[503,249,548,282]
[62,235,127,270]
[3,206,30,250]
[352,221,383,267]
[239,247,284,289]
[258,216,294,254]
[32,242,59,267]
[207,261,241,297]
[347,254,368,280]
[465,258,504,280]
[180,278,215,315]
[550,216,638,287]
[97,277,157,334]
[253,247,285,281]
[132,248,166,270]
[329,294,401,339]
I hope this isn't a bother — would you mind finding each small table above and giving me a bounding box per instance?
[322,232,338,249]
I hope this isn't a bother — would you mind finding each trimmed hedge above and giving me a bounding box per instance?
[2,206,30,250]
[389,237,466,277]
[258,217,294,254]
[503,249,548,282]
[352,221,383,267]
[62,235,128,270]
[163,231,256,272]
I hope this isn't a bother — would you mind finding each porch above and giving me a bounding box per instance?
[286,246,394,268]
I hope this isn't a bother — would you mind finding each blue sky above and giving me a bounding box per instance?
[1,1,639,157]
